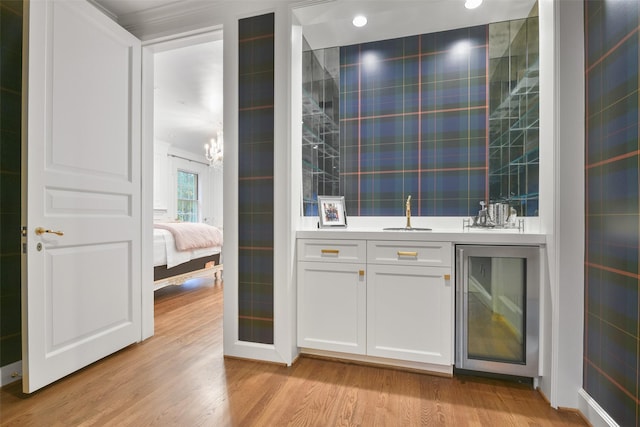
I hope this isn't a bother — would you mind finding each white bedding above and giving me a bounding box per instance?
[153,228,221,269]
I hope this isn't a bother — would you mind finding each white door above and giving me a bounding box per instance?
[23,0,142,393]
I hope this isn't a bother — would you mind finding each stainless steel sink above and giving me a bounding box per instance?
[383,227,432,231]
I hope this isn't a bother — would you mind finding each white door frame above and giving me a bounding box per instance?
[140,3,300,367]
[140,28,223,339]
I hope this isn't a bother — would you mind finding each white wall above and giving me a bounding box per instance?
[553,0,585,410]
[153,141,222,227]
[537,0,556,403]
[538,0,586,414]
[135,0,346,370]
[140,0,302,366]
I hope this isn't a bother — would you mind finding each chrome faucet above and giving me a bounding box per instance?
[405,195,412,229]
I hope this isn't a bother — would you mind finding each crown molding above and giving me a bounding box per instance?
[112,1,224,38]
[290,0,335,10]
[107,0,336,40]
[88,0,119,22]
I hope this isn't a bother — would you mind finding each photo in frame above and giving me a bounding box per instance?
[317,196,347,228]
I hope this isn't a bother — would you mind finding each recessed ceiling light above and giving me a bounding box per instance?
[465,0,483,9]
[352,15,367,27]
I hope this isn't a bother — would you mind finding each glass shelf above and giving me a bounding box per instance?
[302,44,340,215]
[487,15,539,217]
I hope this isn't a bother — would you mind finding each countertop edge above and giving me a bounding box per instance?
[296,229,547,245]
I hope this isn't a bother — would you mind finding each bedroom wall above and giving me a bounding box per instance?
[0,0,23,380]
[153,141,222,228]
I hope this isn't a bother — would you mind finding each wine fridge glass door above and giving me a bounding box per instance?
[456,245,540,378]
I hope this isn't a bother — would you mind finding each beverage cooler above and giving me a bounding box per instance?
[455,245,540,378]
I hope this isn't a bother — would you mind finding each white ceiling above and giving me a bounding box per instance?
[153,39,223,154]
[294,0,538,50]
[93,0,225,157]
[92,0,183,17]
[92,0,537,157]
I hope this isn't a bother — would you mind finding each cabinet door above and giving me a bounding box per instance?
[367,264,452,365]
[297,261,366,354]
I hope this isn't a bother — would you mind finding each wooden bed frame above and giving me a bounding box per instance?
[153,253,223,290]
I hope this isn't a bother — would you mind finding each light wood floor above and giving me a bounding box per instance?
[1,278,587,426]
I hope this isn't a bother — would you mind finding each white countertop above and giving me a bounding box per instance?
[296,217,547,245]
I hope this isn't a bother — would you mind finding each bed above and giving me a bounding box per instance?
[153,222,223,290]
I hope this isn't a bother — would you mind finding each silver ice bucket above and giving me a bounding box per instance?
[488,202,510,226]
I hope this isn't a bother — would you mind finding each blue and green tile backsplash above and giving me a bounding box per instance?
[584,0,640,425]
[238,13,275,345]
[340,26,489,216]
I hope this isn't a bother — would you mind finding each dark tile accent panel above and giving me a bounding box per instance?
[0,1,23,368]
[237,13,275,345]
[584,1,640,425]
[340,26,488,216]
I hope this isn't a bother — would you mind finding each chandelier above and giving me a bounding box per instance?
[205,130,223,168]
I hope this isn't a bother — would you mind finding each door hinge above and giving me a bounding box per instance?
[21,226,27,237]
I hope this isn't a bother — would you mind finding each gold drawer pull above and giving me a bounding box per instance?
[359,270,365,276]
[397,251,418,257]
[321,249,340,255]
[444,274,451,280]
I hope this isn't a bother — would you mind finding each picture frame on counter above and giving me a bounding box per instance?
[317,196,347,228]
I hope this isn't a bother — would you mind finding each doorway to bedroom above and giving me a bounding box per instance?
[149,29,224,333]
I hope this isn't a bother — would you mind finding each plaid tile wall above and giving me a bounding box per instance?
[238,13,274,344]
[584,1,639,425]
[340,26,488,216]
[0,1,23,367]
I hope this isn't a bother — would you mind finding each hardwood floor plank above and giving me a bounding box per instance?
[1,278,587,426]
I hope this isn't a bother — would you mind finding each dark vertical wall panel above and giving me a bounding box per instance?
[238,13,275,344]
[584,1,639,425]
[340,26,488,216]
[0,0,23,368]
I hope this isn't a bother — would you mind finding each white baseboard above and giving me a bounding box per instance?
[300,348,453,377]
[578,388,620,427]
[1,361,22,387]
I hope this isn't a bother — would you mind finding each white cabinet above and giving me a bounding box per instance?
[297,240,366,354]
[366,240,452,365]
[297,261,366,354]
[297,237,454,371]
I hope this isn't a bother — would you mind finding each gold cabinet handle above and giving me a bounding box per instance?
[397,251,418,257]
[444,274,451,280]
[359,270,365,276]
[321,249,339,254]
[35,227,64,236]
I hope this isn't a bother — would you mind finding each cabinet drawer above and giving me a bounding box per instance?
[367,240,451,267]
[298,239,366,263]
